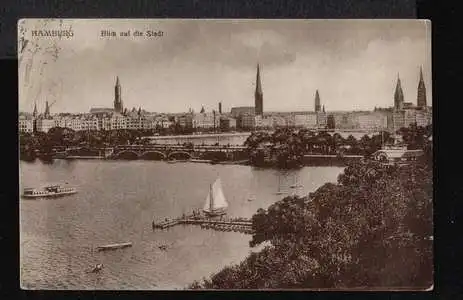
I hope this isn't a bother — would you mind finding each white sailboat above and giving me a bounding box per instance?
[203,178,228,217]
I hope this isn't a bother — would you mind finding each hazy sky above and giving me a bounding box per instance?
[18,19,431,114]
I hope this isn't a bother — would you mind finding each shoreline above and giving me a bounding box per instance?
[20,156,357,168]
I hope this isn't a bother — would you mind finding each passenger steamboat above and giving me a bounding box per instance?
[22,184,77,198]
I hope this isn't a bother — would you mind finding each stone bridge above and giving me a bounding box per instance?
[66,144,248,161]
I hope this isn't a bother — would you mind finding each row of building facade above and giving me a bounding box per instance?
[19,106,432,134]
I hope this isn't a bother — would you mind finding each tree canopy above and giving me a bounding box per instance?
[189,159,432,289]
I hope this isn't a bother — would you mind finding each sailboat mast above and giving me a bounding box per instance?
[210,183,213,211]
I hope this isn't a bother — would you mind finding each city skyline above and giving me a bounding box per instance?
[19,19,431,114]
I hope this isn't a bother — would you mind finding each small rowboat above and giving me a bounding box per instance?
[97,242,132,251]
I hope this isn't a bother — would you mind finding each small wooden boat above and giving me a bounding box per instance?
[96,242,132,251]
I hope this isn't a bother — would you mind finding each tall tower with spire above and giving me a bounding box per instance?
[255,63,263,116]
[417,66,427,108]
[44,101,50,118]
[33,102,38,118]
[394,74,404,111]
[114,76,123,113]
[314,90,321,112]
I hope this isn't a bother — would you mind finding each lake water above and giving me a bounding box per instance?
[20,160,344,290]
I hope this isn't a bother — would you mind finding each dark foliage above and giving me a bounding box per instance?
[189,159,432,289]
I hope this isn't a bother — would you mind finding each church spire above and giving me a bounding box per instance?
[44,101,50,118]
[314,90,321,112]
[33,102,37,117]
[417,66,427,108]
[114,76,123,113]
[255,63,263,116]
[255,63,262,95]
[394,73,404,110]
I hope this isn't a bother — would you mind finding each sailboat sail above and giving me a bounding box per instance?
[203,193,212,212]
[203,178,228,213]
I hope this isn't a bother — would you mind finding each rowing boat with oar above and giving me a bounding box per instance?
[96,242,132,251]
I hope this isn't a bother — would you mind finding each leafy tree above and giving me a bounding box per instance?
[189,159,432,289]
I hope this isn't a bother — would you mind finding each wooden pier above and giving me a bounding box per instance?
[152,216,254,234]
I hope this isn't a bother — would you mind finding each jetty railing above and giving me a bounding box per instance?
[152,215,254,234]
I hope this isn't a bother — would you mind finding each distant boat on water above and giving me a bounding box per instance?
[22,184,77,198]
[96,242,132,251]
[202,178,228,217]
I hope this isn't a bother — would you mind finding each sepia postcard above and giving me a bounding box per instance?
[18,19,432,291]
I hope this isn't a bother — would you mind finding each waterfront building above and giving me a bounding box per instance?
[99,116,112,131]
[125,108,150,130]
[316,111,327,128]
[177,113,194,128]
[192,112,220,129]
[67,116,84,131]
[330,112,356,130]
[53,116,67,128]
[255,115,274,129]
[356,112,388,131]
[19,115,34,133]
[81,116,99,131]
[294,113,318,128]
[404,109,417,128]
[271,115,287,128]
[35,118,55,133]
[392,110,405,131]
[420,109,432,126]
[110,113,127,130]
[255,64,263,116]
[219,117,237,131]
[237,113,256,130]
[153,116,173,129]
[230,106,254,118]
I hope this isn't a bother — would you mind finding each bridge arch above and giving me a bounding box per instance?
[140,151,167,160]
[114,150,139,160]
[168,151,192,160]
